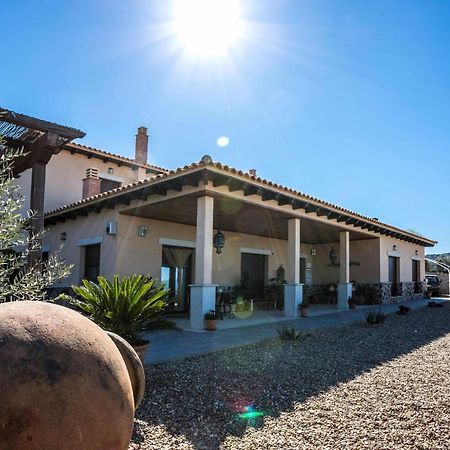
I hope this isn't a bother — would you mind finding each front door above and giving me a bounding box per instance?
[389,256,400,296]
[161,245,193,313]
[241,253,267,299]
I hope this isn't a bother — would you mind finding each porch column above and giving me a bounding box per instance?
[284,218,303,317]
[337,230,352,309]
[29,161,46,268]
[190,195,217,329]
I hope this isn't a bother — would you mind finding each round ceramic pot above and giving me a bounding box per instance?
[0,301,142,450]
[205,319,217,331]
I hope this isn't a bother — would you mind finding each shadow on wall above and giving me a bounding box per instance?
[131,306,450,450]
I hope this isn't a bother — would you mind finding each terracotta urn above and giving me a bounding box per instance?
[0,301,145,450]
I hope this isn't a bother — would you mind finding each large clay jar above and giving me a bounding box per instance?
[0,301,143,450]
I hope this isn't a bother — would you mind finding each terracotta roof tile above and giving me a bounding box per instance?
[65,142,168,173]
[45,157,436,245]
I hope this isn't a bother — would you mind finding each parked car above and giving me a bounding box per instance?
[425,274,441,297]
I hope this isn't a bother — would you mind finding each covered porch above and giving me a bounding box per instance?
[118,179,380,330]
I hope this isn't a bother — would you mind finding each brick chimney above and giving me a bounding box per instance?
[82,168,101,199]
[135,127,148,164]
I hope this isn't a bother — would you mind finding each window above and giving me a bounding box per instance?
[84,244,101,281]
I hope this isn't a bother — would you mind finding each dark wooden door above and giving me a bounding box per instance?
[241,253,266,299]
[389,256,400,296]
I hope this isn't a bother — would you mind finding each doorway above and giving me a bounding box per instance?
[389,256,400,296]
[161,245,193,313]
[240,253,267,299]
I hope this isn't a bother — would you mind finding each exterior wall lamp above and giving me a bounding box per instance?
[415,250,419,256]
[60,232,67,241]
[138,226,148,237]
[311,248,316,256]
[393,245,397,251]
[329,247,337,265]
[213,230,225,254]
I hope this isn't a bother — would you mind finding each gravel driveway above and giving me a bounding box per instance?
[129,305,450,449]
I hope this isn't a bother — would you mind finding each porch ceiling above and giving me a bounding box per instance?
[120,193,374,244]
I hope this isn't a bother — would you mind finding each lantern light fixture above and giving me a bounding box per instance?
[213,229,225,254]
[329,247,337,265]
[60,232,67,241]
[393,245,397,251]
[311,248,316,257]
[138,226,148,237]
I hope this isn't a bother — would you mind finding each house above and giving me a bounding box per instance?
[15,122,436,329]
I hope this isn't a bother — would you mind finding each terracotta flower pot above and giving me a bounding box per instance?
[132,340,151,365]
[0,301,142,450]
[205,319,217,331]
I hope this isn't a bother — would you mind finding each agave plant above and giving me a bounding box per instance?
[63,275,176,345]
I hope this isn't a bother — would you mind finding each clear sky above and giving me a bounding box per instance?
[2,0,449,252]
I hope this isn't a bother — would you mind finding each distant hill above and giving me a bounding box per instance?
[426,253,450,260]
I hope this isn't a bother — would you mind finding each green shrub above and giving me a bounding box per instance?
[62,275,175,345]
[365,309,387,325]
[277,325,304,341]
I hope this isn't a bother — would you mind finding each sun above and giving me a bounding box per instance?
[173,0,244,56]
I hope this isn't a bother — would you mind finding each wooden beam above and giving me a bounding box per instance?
[305,204,319,214]
[261,190,277,201]
[317,208,329,217]
[292,200,308,210]
[277,195,292,206]
[29,162,46,267]
[243,184,259,196]
[228,180,243,192]
[327,211,340,220]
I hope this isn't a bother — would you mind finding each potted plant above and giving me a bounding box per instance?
[299,297,310,317]
[61,274,176,364]
[204,309,219,330]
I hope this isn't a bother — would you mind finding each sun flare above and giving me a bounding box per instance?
[173,0,244,56]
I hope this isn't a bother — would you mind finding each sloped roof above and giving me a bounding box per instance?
[65,142,168,174]
[45,157,436,247]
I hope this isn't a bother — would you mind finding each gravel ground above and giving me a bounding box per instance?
[129,305,450,450]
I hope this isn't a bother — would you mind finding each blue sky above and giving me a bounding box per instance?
[2,0,449,252]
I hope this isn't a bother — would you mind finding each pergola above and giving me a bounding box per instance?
[0,107,85,263]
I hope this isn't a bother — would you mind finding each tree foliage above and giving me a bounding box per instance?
[0,137,72,302]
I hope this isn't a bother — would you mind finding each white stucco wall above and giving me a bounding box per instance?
[379,236,425,282]
[16,149,147,214]
[45,208,428,289]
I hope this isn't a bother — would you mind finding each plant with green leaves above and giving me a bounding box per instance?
[365,309,387,325]
[0,137,71,302]
[277,325,305,341]
[62,275,176,345]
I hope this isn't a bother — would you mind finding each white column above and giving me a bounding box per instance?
[190,196,217,329]
[337,230,352,309]
[284,218,303,317]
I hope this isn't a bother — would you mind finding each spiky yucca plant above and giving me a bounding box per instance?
[63,275,175,345]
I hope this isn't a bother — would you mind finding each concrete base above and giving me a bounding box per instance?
[189,284,217,330]
[337,283,353,309]
[284,284,304,317]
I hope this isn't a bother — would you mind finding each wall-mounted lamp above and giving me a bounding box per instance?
[329,247,337,265]
[213,229,225,254]
[138,226,148,237]
[60,232,67,241]
[415,250,419,256]
[107,167,114,175]
[393,245,397,251]
[311,248,316,257]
